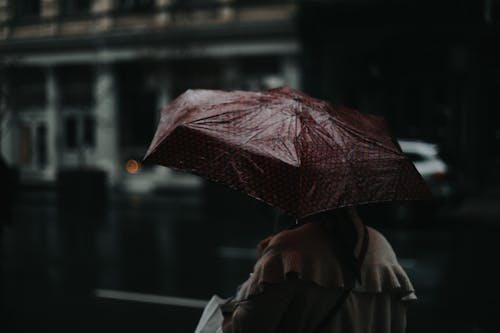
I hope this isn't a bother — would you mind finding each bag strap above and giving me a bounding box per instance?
[311,224,369,333]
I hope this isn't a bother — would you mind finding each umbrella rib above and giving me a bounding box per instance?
[278,135,300,166]
[241,115,295,145]
[187,106,255,125]
[294,100,303,213]
[332,119,401,155]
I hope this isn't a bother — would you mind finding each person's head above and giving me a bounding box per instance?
[273,209,296,232]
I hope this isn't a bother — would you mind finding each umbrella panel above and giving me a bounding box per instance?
[147,125,303,216]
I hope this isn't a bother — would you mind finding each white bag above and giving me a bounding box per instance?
[194,295,229,333]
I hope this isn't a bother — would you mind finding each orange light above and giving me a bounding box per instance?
[126,159,141,174]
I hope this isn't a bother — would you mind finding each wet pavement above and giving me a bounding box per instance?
[1,185,500,332]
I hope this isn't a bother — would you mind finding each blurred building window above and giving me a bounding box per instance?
[20,125,32,166]
[7,67,46,111]
[63,114,95,150]
[59,0,90,17]
[36,124,47,168]
[63,111,96,150]
[11,0,40,20]
[83,115,95,147]
[58,65,95,152]
[115,0,155,12]
[65,116,77,149]
[57,65,93,108]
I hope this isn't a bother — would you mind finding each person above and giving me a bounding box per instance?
[221,207,416,333]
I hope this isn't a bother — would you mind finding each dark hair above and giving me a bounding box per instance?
[302,208,362,286]
[273,208,362,286]
[273,209,297,233]
[322,208,361,286]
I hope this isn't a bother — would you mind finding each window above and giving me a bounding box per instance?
[59,0,90,16]
[36,124,47,168]
[20,125,32,166]
[8,67,46,111]
[57,65,96,153]
[58,65,93,108]
[63,115,96,150]
[17,122,49,169]
[115,0,155,12]
[12,0,40,19]
[65,117,77,149]
[83,116,95,147]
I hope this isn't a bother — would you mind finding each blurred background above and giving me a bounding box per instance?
[1,0,499,332]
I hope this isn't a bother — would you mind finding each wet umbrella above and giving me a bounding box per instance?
[144,87,431,218]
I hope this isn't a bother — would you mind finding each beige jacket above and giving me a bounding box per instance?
[224,221,416,333]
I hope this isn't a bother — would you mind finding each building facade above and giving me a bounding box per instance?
[3,0,498,194]
[0,0,301,191]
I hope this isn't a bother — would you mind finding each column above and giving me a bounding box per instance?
[46,66,59,180]
[94,63,119,184]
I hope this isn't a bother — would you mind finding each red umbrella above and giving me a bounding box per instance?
[144,87,431,218]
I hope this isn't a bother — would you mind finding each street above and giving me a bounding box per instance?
[1,186,499,332]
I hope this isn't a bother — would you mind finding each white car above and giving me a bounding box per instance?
[398,139,453,200]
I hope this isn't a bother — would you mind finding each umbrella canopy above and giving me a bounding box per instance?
[144,87,431,218]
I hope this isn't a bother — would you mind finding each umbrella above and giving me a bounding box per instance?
[144,86,431,218]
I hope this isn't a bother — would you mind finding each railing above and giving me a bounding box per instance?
[1,0,296,28]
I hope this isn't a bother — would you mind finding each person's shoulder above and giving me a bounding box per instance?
[356,226,416,298]
[366,226,391,244]
[365,226,398,263]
